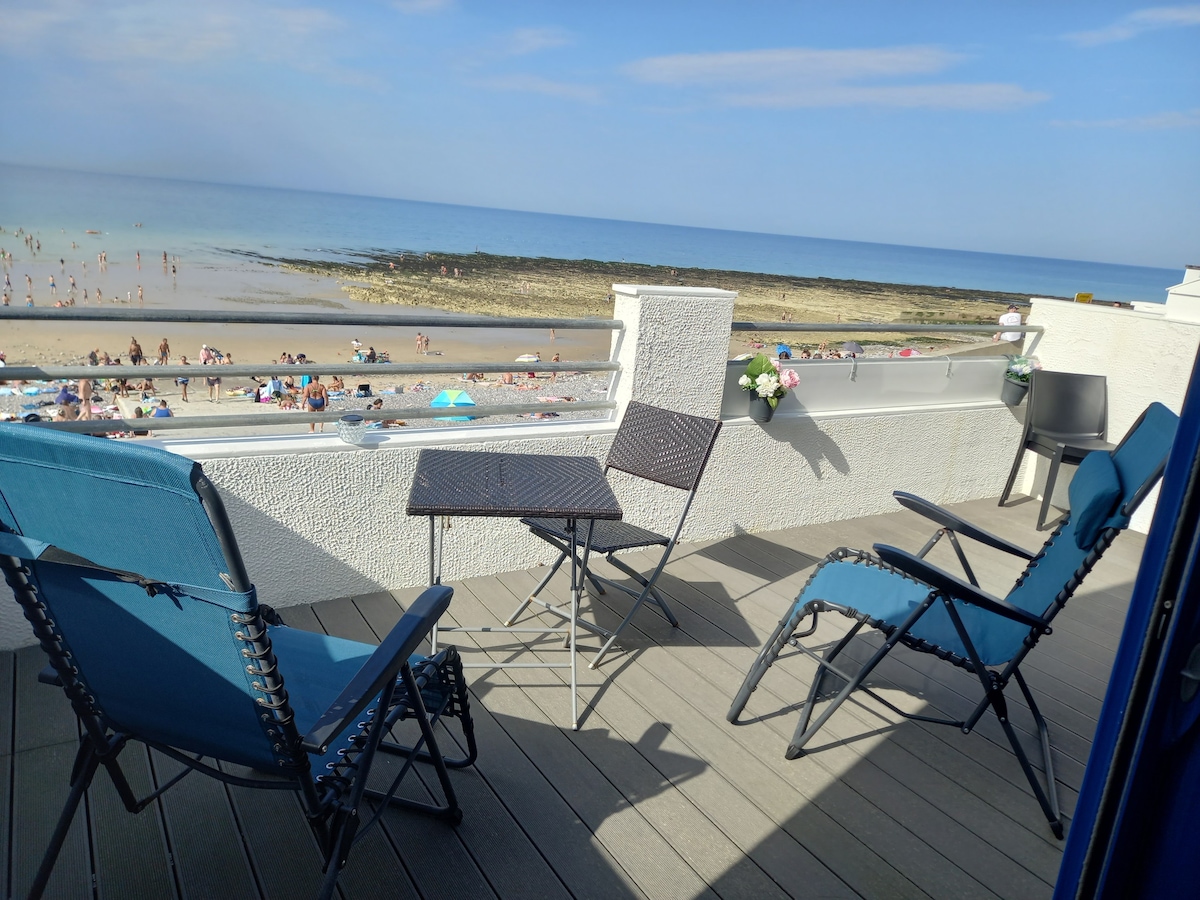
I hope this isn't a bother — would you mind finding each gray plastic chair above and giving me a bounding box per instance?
[999,370,1113,529]
[506,401,722,668]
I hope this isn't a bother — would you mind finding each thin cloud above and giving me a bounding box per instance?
[1065,5,1200,46]
[624,46,964,86]
[725,83,1048,111]
[1051,108,1200,129]
[505,27,573,57]
[390,0,455,13]
[477,74,602,103]
[0,1,373,87]
[622,45,1046,111]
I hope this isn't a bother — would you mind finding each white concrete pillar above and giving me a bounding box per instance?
[609,284,737,419]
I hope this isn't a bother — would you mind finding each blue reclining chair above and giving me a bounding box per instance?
[0,426,477,900]
[728,402,1177,838]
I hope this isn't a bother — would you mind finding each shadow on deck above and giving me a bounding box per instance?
[0,495,1141,899]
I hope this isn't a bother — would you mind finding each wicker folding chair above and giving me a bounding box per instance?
[0,426,477,900]
[505,401,722,668]
[728,402,1177,837]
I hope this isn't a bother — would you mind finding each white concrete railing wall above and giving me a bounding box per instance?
[0,285,1033,649]
[1024,293,1200,531]
[190,284,1028,619]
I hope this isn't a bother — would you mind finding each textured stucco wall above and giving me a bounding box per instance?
[1024,298,1200,530]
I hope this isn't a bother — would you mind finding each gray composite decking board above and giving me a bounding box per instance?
[457,573,802,900]
[606,543,1085,845]
[430,580,720,900]
[375,590,655,900]
[10,743,93,900]
[349,589,602,900]
[536,568,1059,898]
[88,743,178,900]
[0,652,11,900]
[148,750,261,900]
[0,651,14,756]
[481,572,948,900]
[590,553,1067,872]
[10,646,92,900]
[13,645,76,752]
[637,562,1065,855]
[216,762,332,900]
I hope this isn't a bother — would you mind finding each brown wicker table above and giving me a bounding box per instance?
[407,448,622,728]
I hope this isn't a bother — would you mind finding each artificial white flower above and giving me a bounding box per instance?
[738,374,752,388]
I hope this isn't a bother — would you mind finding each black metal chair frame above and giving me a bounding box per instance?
[728,405,1169,838]
[505,401,722,668]
[0,477,478,900]
[999,369,1112,530]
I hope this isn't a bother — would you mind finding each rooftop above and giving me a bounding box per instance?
[1,493,1139,899]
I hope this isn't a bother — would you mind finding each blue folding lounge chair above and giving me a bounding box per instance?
[0,426,478,900]
[727,402,1178,838]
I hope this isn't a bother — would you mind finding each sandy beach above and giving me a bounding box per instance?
[1,244,1031,434]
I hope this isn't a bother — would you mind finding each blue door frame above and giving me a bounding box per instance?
[1056,347,1200,899]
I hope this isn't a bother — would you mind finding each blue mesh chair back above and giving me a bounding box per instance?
[0,426,288,770]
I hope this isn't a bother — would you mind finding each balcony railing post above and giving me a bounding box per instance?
[609,284,738,421]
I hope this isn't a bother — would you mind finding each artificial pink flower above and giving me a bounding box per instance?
[779,368,800,390]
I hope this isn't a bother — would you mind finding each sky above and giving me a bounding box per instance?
[0,0,1197,269]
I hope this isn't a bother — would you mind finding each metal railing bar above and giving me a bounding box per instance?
[0,308,622,330]
[1,361,621,381]
[730,321,1044,334]
[22,401,617,433]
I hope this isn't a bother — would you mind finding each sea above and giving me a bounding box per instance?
[0,162,1182,304]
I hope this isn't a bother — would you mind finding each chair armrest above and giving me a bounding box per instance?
[301,585,453,755]
[893,492,1035,560]
[874,544,1049,632]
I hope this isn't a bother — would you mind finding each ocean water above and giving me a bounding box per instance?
[0,162,1181,304]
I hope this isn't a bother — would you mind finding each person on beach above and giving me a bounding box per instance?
[158,338,170,366]
[78,378,94,421]
[48,275,56,295]
[25,295,33,307]
[550,352,561,383]
[994,304,1024,348]
[68,275,76,293]
[175,355,191,402]
[301,375,329,432]
[415,332,424,355]
[151,399,173,418]
[128,338,143,366]
[138,285,143,306]
[200,344,215,364]
[205,367,222,402]
[329,374,344,391]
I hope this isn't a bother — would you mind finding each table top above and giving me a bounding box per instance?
[407,449,623,520]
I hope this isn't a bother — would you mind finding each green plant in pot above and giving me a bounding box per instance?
[738,353,799,423]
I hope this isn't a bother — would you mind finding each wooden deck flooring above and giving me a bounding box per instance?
[0,495,1144,899]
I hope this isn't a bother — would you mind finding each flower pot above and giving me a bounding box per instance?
[748,395,776,423]
[1001,376,1029,407]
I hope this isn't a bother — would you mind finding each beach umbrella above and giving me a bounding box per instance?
[897,348,922,357]
[842,341,865,355]
[431,389,476,421]
[515,354,540,364]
